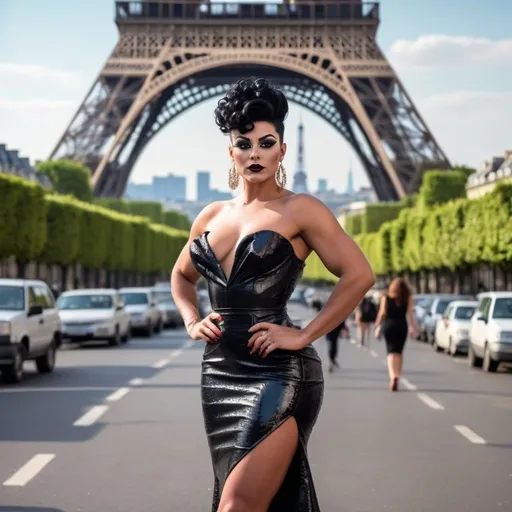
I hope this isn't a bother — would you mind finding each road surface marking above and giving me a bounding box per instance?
[3,454,55,486]
[184,339,194,349]
[129,378,144,386]
[400,378,418,391]
[454,425,486,444]
[417,393,445,410]
[105,387,130,402]
[0,386,118,393]
[370,350,378,358]
[73,405,109,426]
[350,339,356,345]
[152,358,170,368]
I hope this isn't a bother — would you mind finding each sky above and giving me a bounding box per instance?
[0,0,511,200]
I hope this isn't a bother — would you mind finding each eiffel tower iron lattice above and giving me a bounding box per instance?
[50,0,451,199]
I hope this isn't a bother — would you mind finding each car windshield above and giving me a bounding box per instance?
[454,306,475,320]
[492,298,512,319]
[152,290,172,303]
[57,294,113,310]
[0,286,25,311]
[436,299,455,314]
[120,292,148,305]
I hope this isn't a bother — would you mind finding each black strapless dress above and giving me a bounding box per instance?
[190,230,324,512]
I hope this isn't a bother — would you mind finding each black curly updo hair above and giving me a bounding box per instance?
[214,77,289,141]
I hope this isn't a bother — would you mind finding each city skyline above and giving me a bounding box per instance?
[1,0,511,200]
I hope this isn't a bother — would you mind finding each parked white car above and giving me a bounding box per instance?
[468,292,512,372]
[0,278,61,383]
[57,289,131,346]
[433,300,477,355]
[119,287,162,336]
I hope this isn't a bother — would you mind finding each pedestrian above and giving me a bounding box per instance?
[374,277,417,392]
[325,320,345,372]
[171,77,375,511]
[355,293,377,347]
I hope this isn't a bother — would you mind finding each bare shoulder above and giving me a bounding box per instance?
[189,201,227,239]
[285,193,339,232]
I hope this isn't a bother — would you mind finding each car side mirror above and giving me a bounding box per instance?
[28,304,43,316]
[116,305,124,311]
[475,313,486,323]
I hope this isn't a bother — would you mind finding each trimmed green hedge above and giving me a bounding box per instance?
[356,182,512,276]
[0,173,189,273]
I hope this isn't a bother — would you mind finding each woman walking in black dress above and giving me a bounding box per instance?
[171,77,375,511]
[374,278,417,391]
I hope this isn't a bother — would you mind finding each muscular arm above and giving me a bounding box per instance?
[170,202,223,334]
[292,195,375,345]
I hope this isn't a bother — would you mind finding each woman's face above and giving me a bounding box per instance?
[229,121,286,186]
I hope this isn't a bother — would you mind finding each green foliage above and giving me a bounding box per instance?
[126,201,164,224]
[0,174,24,260]
[94,198,131,215]
[14,180,47,263]
[417,169,467,211]
[362,202,404,234]
[163,210,191,230]
[344,213,363,236]
[37,160,93,202]
[402,210,427,272]
[453,165,477,179]
[303,251,337,282]
[40,195,82,265]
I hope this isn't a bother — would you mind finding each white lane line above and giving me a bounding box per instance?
[73,405,109,426]
[129,377,144,386]
[152,358,170,369]
[400,377,418,391]
[370,350,378,358]
[105,387,130,402]
[454,425,486,445]
[0,386,117,393]
[417,393,445,410]
[3,454,55,486]
[350,338,356,345]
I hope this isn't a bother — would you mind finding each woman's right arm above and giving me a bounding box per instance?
[170,203,223,343]
[374,295,386,337]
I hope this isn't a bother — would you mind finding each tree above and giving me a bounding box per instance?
[37,160,93,202]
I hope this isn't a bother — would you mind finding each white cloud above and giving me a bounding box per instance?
[389,35,512,69]
[418,90,512,166]
[0,98,75,111]
[0,63,81,86]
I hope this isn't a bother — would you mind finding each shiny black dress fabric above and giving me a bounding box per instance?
[190,230,324,512]
[382,295,408,354]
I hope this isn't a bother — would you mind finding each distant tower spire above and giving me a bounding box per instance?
[292,118,309,194]
[346,159,354,195]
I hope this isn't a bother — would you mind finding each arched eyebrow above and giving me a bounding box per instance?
[235,133,277,142]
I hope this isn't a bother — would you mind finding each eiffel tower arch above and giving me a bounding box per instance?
[50,1,451,200]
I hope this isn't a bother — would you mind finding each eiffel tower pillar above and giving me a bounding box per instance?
[50,1,451,199]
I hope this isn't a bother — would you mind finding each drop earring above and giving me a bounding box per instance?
[276,161,286,188]
[228,162,239,190]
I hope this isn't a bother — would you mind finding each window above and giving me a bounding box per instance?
[119,292,148,305]
[454,306,476,320]
[0,285,25,311]
[37,285,55,309]
[57,294,114,310]
[443,305,454,319]
[492,298,512,319]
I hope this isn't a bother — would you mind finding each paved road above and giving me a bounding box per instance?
[1,325,511,511]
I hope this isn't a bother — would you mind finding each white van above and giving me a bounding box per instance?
[0,279,61,383]
[468,292,512,372]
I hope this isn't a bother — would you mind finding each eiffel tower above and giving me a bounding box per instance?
[50,0,451,200]
[292,119,309,194]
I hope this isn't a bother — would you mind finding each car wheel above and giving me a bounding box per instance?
[122,325,131,343]
[482,344,499,373]
[468,344,483,368]
[36,340,56,373]
[432,336,442,352]
[2,344,26,383]
[108,327,121,347]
